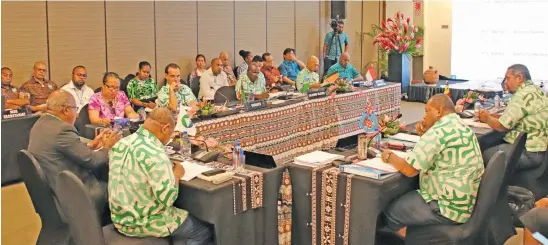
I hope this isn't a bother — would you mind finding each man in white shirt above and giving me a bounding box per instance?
[198,58,228,101]
[61,66,95,113]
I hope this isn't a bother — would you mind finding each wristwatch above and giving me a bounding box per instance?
[383,151,393,162]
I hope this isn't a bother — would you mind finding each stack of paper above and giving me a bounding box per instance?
[388,133,421,143]
[294,151,344,167]
[461,118,491,129]
[180,162,213,181]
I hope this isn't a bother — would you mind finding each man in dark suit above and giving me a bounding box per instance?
[28,89,120,223]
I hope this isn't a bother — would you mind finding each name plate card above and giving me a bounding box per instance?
[244,100,266,111]
[373,79,387,88]
[2,108,28,120]
[307,88,327,99]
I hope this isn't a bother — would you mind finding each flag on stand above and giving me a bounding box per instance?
[444,81,450,97]
[365,65,377,82]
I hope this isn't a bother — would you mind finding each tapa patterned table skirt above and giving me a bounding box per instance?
[195,84,401,164]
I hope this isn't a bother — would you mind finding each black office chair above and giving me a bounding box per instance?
[485,132,526,245]
[190,76,201,98]
[186,73,191,86]
[214,86,237,104]
[95,87,102,93]
[511,149,548,200]
[233,67,239,79]
[121,73,136,97]
[17,150,71,245]
[74,104,90,135]
[55,171,173,245]
[404,151,508,245]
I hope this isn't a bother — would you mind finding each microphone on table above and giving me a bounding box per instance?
[189,137,220,163]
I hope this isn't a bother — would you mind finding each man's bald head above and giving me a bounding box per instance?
[247,62,260,82]
[33,61,47,69]
[144,107,176,144]
[47,89,75,111]
[427,94,456,114]
[33,61,48,80]
[339,53,350,68]
[147,107,175,126]
[46,90,78,124]
[219,52,230,66]
[307,56,319,72]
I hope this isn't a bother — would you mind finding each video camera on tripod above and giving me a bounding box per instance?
[330,16,343,33]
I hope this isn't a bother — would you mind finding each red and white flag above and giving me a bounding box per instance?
[365,65,376,82]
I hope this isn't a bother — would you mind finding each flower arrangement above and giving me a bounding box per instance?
[198,100,217,117]
[378,114,406,137]
[323,78,353,94]
[455,91,487,112]
[371,11,424,55]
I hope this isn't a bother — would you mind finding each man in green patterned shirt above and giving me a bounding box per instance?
[109,108,213,243]
[235,62,269,100]
[295,56,321,93]
[127,61,158,110]
[381,94,485,236]
[479,64,547,171]
[158,63,197,112]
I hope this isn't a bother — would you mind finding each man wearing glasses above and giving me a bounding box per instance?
[20,61,58,112]
[61,66,95,113]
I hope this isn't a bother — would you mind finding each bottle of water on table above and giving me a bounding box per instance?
[233,141,245,171]
[494,93,501,110]
[474,99,482,120]
[248,89,255,101]
[180,131,192,160]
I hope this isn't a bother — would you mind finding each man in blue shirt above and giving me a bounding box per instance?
[325,53,363,82]
[278,48,305,88]
[323,20,349,75]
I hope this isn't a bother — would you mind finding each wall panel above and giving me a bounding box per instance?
[197,1,234,69]
[1,1,48,86]
[105,1,156,81]
[296,1,321,62]
[155,1,197,85]
[48,1,106,89]
[266,1,295,60]
[362,1,381,74]
[344,0,363,73]
[235,1,267,62]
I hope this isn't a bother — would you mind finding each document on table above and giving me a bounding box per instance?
[354,158,398,173]
[388,133,421,143]
[179,161,213,181]
[461,118,491,129]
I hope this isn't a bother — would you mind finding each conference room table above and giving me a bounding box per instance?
[286,122,505,245]
[1,115,40,186]
[407,80,499,103]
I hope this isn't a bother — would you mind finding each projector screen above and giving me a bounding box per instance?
[451,0,548,81]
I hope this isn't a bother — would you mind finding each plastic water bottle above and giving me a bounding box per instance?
[474,99,482,120]
[494,93,501,110]
[180,131,192,160]
[248,89,255,101]
[137,108,147,121]
[233,141,242,170]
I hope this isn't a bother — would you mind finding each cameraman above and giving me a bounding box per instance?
[323,20,349,75]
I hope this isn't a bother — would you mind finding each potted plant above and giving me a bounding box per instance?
[456,91,487,112]
[368,11,423,94]
[378,114,406,138]
[198,100,217,118]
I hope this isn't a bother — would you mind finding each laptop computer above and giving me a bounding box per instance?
[244,150,277,169]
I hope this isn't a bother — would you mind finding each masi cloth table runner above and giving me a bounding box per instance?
[195,84,401,164]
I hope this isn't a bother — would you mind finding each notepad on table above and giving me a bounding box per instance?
[388,133,421,143]
[180,161,213,181]
[294,151,344,167]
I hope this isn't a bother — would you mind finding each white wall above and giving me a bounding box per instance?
[423,0,452,76]
[386,0,414,23]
